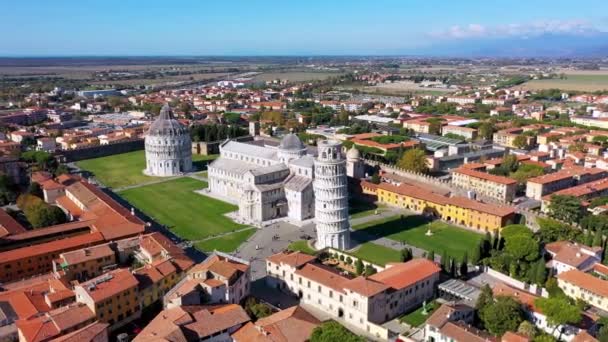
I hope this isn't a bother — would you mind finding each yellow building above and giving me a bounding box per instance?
[557,269,608,312]
[134,257,187,308]
[74,268,141,331]
[372,182,515,233]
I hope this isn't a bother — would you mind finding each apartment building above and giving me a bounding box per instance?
[441,124,478,140]
[232,306,320,342]
[266,251,440,331]
[16,304,98,342]
[557,269,608,312]
[525,168,607,200]
[445,96,477,105]
[451,167,517,202]
[164,252,250,308]
[74,268,140,331]
[371,181,515,232]
[493,128,536,149]
[423,303,480,342]
[541,178,608,212]
[53,243,116,282]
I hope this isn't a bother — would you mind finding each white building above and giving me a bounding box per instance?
[144,104,192,177]
[266,251,440,332]
[545,241,602,275]
[315,140,350,250]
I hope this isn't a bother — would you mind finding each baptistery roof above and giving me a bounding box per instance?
[278,133,305,151]
[148,104,188,136]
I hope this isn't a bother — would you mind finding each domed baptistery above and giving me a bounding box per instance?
[144,104,192,177]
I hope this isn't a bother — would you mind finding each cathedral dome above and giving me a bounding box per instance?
[346,146,360,160]
[148,104,188,136]
[279,133,305,151]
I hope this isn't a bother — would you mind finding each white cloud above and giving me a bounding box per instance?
[430,19,600,39]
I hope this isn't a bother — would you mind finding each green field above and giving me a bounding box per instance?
[287,240,316,255]
[353,215,482,262]
[350,242,402,266]
[349,199,386,220]
[119,177,245,241]
[195,228,256,253]
[523,74,608,92]
[399,300,440,327]
[76,150,217,188]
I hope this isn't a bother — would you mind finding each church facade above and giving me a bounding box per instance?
[207,134,362,250]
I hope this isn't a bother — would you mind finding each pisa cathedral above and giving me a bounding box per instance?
[208,134,363,250]
[144,104,192,177]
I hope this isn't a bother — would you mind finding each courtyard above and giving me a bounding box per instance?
[352,215,483,262]
[119,177,247,241]
[75,150,217,188]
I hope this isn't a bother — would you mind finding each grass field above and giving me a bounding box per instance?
[349,199,386,220]
[353,215,482,262]
[254,71,342,82]
[195,228,256,253]
[287,240,317,255]
[119,177,245,241]
[399,300,439,327]
[522,74,608,91]
[350,242,402,266]
[76,150,217,188]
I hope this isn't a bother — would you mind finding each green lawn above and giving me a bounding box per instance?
[353,215,482,262]
[349,199,386,220]
[195,228,256,253]
[76,150,217,188]
[350,242,402,266]
[287,240,316,255]
[399,300,440,327]
[119,177,245,241]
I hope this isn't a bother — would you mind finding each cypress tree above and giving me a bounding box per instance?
[428,250,435,262]
[460,252,469,278]
[593,230,604,247]
[471,242,482,265]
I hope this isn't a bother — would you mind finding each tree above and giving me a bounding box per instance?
[54,164,69,176]
[512,135,530,149]
[532,258,547,285]
[310,321,365,342]
[547,195,583,223]
[370,172,381,184]
[355,259,364,275]
[397,148,428,174]
[593,229,604,247]
[535,297,582,338]
[598,324,608,342]
[470,242,481,265]
[244,297,272,320]
[427,250,435,262]
[517,321,536,338]
[479,122,495,140]
[27,182,42,198]
[25,203,67,228]
[460,252,468,278]
[476,284,493,310]
[449,257,457,278]
[400,248,413,262]
[441,250,449,271]
[480,296,525,336]
[364,264,377,276]
[504,233,539,262]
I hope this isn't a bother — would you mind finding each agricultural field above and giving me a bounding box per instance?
[75,150,216,189]
[359,81,456,96]
[195,228,257,253]
[522,74,608,91]
[119,177,246,241]
[353,215,483,262]
[253,71,342,82]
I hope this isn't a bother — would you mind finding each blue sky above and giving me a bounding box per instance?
[2,0,608,56]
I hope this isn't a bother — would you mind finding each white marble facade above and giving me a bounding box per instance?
[144,104,192,177]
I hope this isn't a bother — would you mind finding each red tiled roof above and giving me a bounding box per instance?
[369,259,440,290]
[77,268,138,303]
[557,269,608,298]
[453,167,517,185]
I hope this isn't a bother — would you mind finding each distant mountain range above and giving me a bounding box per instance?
[418,33,608,58]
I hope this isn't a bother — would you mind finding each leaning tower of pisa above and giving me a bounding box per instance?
[314,140,350,250]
